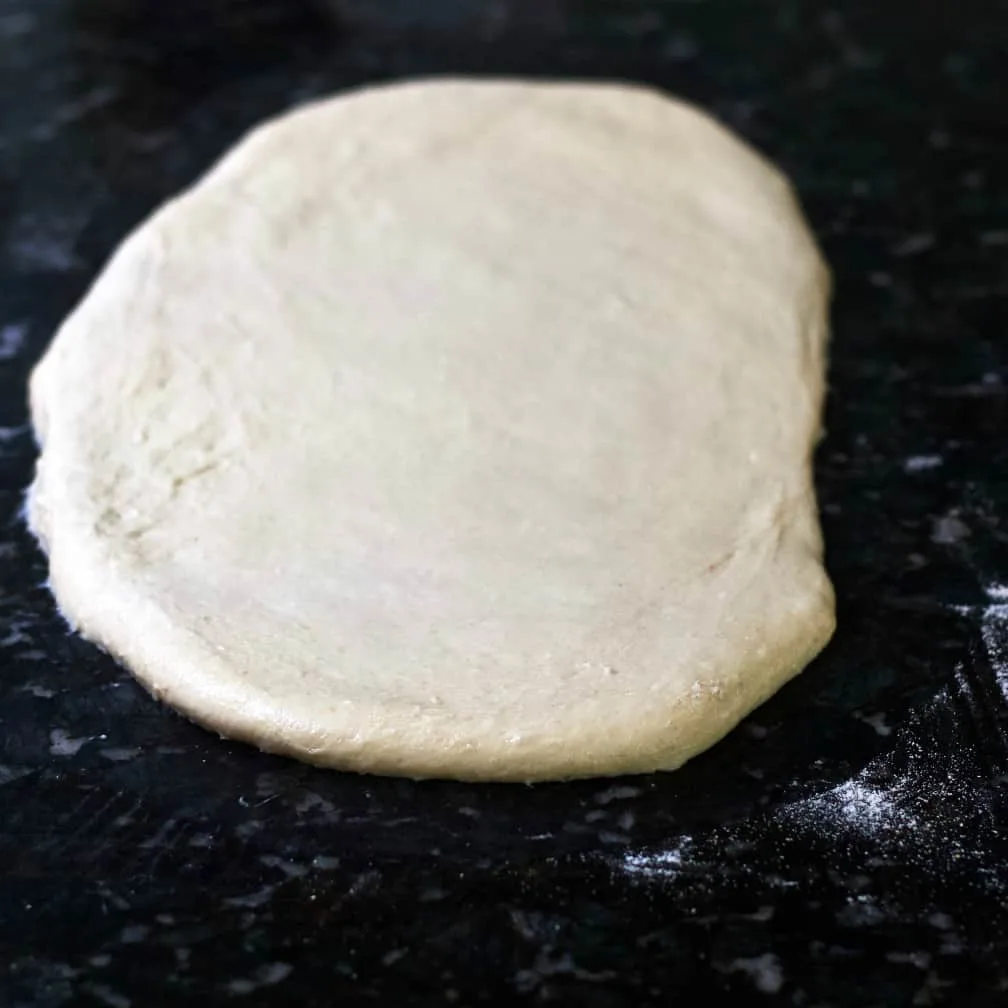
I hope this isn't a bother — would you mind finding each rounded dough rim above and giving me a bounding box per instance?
[27,77,835,781]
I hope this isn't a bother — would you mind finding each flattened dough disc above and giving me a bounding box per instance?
[28,79,835,781]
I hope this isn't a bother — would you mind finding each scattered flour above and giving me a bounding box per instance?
[956,583,1008,697]
[621,836,693,879]
[981,604,1008,695]
[780,776,914,836]
[612,577,1008,900]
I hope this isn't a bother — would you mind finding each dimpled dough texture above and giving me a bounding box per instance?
[28,79,835,782]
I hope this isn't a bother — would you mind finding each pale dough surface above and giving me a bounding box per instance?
[28,79,835,781]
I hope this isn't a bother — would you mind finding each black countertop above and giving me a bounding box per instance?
[2,1,1007,1004]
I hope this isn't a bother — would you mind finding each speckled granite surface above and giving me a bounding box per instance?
[1,1,1007,1004]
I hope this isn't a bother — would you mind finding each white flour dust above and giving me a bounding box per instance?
[957,583,1008,697]
[771,579,1008,843]
[616,580,1008,891]
[617,769,913,884]
[778,772,914,837]
[621,836,693,879]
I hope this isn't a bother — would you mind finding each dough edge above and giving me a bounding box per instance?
[27,477,835,781]
[27,77,836,782]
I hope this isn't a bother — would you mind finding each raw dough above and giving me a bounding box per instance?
[28,79,835,781]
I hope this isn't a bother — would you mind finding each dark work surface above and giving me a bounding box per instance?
[2,1,1007,1004]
